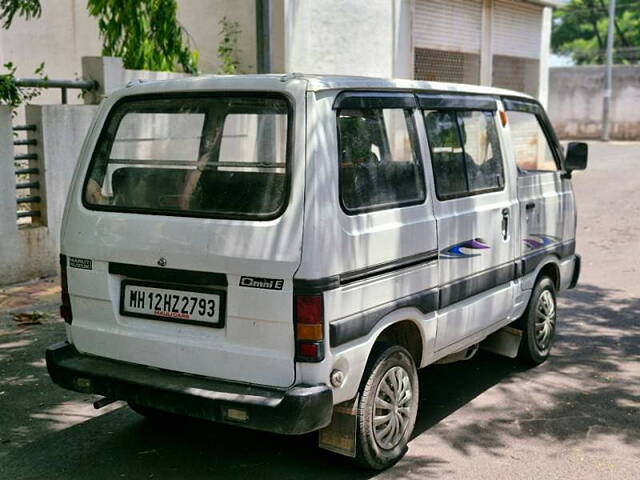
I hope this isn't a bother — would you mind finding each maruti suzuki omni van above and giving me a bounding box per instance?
[46,74,587,470]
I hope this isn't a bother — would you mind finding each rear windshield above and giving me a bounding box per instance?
[84,94,290,219]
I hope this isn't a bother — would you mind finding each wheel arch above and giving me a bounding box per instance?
[536,260,560,290]
[522,255,562,292]
[372,319,424,367]
[329,307,435,405]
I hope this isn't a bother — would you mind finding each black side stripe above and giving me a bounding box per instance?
[327,241,576,348]
[109,263,228,286]
[294,250,439,294]
[438,262,516,309]
[329,263,515,348]
[340,250,439,286]
[521,240,575,276]
[329,289,438,347]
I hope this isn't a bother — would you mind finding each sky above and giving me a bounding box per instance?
[550,53,574,66]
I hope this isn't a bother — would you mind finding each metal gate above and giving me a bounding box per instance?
[413,0,482,84]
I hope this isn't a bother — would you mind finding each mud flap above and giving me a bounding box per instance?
[318,395,358,457]
[480,326,522,358]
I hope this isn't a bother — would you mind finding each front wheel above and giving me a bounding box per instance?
[517,276,557,365]
[354,345,419,470]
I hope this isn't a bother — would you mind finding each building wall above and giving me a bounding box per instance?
[412,0,551,101]
[1,0,551,95]
[548,65,640,140]
[282,0,397,77]
[175,0,257,74]
[0,0,102,107]
[0,0,258,102]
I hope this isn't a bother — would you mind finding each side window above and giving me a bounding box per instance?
[424,109,504,200]
[337,108,426,213]
[458,111,504,191]
[507,111,558,172]
[423,111,467,198]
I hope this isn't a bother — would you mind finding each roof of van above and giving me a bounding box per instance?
[119,73,534,101]
[295,74,533,99]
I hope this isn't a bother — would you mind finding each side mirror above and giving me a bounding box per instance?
[565,142,588,172]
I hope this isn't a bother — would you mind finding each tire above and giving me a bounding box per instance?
[354,344,419,470]
[517,276,557,365]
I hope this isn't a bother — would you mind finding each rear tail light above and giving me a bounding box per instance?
[294,294,324,362]
[60,254,73,324]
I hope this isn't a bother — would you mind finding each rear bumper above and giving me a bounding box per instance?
[46,342,333,435]
[568,254,581,289]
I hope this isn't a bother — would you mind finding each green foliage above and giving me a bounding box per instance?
[217,17,242,74]
[0,61,46,115]
[553,0,640,64]
[0,0,41,29]
[87,0,199,73]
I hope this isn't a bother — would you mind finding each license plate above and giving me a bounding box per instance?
[120,281,225,327]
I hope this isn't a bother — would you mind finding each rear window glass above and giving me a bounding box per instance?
[84,95,290,219]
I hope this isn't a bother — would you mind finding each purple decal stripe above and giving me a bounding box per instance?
[523,234,561,250]
[441,238,491,259]
[466,239,490,250]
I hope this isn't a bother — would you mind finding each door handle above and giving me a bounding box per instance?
[501,208,509,241]
[526,202,536,210]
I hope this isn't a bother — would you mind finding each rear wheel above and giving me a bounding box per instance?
[517,276,557,365]
[354,345,419,470]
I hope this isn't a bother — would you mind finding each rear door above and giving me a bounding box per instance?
[419,94,518,351]
[502,98,574,273]
[62,85,306,388]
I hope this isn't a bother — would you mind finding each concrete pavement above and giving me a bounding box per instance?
[0,142,638,479]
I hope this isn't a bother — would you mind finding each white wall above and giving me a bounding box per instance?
[0,0,102,107]
[282,0,412,78]
[1,0,553,91]
[548,65,640,140]
[176,0,257,74]
[0,105,97,285]
[0,0,257,96]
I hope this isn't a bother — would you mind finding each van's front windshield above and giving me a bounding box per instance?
[84,95,290,219]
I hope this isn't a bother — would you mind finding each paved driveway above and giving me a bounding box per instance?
[1,142,638,479]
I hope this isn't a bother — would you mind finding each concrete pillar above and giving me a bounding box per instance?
[0,105,51,285]
[480,0,494,86]
[25,105,98,239]
[281,0,394,77]
[271,0,286,73]
[538,7,552,107]
[392,0,414,79]
[81,56,125,105]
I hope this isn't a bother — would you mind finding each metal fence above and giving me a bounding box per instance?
[13,123,41,224]
[14,78,98,104]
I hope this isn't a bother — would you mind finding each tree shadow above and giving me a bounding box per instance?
[1,283,638,478]
[410,282,640,459]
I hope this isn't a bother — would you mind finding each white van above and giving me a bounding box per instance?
[46,74,586,470]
